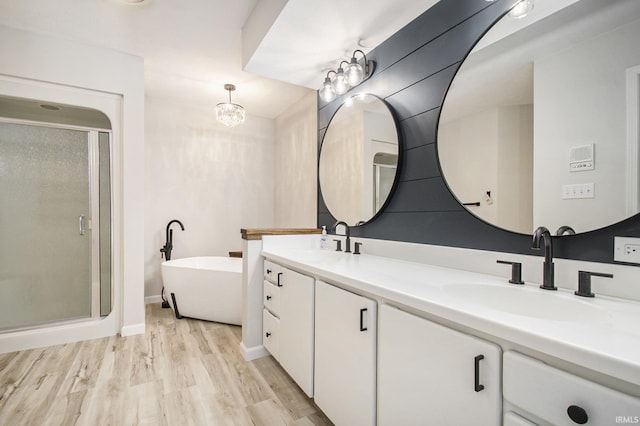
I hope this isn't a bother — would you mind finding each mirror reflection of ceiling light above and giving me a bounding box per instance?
[509,0,534,19]
[485,0,534,19]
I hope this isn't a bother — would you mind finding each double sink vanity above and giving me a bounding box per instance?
[270,0,640,424]
[258,234,640,426]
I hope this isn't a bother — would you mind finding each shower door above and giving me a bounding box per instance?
[0,121,109,330]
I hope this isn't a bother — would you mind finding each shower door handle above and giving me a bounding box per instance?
[79,215,86,235]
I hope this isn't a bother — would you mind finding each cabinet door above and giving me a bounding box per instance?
[378,304,501,426]
[279,267,315,397]
[314,280,377,426]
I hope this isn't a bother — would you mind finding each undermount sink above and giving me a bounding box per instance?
[444,283,610,322]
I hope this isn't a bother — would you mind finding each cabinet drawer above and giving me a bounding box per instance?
[504,351,640,426]
[263,280,280,316]
[263,260,282,285]
[503,412,537,426]
[262,309,279,359]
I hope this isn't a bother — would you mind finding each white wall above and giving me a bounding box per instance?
[274,91,317,227]
[319,112,365,225]
[0,24,145,352]
[439,108,500,224]
[534,18,640,232]
[497,105,533,232]
[439,105,533,233]
[144,96,277,300]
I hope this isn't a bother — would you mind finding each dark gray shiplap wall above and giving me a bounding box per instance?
[317,0,640,264]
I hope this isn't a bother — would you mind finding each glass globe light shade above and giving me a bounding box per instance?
[345,58,365,86]
[332,66,350,95]
[319,77,337,102]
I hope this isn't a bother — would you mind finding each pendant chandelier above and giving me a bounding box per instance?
[216,84,245,127]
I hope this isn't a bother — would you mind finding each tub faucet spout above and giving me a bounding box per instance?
[532,226,556,290]
[161,219,185,261]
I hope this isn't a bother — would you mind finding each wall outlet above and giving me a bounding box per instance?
[614,237,640,264]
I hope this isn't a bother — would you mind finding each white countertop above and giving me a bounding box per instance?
[261,246,640,388]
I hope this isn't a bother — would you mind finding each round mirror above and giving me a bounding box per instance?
[438,0,640,235]
[319,94,400,225]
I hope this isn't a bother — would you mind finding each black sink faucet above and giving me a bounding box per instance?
[555,225,576,236]
[160,219,185,261]
[332,220,351,253]
[532,226,556,290]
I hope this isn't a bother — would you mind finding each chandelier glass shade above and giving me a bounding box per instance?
[216,84,245,127]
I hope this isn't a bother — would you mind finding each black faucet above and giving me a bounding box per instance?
[332,220,351,253]
[555,225,576,236]
[160,219,185,261]
[532,226,556,290]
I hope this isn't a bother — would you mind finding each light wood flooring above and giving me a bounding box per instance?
[0,303,333,425]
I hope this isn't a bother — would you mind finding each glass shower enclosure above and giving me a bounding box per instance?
[0,120,111,331]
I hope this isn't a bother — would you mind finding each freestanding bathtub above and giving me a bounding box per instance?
[160,256,242,325]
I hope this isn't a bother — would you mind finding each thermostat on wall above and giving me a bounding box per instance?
[569,144,594,172]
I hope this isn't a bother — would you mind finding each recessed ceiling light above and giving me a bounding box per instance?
[119,0,152,4]
[40,104,60,111]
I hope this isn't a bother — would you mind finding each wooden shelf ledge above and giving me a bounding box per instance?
[241,228,322,241]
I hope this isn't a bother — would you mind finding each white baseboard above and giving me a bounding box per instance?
[145,294,163,305]
[120,323,145,337]
[240,341,270,361]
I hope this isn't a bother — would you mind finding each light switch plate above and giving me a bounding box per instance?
[614,237,640,264]
[562,183,594,199]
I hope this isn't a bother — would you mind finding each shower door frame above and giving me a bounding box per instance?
[0,117,113,325]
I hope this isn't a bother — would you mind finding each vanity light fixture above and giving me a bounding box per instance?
[216,84,245,127]
[319,49,376,103]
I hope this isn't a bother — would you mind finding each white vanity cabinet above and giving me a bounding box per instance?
[504,351,640,426]
[262,260,314,397]
[314,280,377,426]
[377,304,502,426]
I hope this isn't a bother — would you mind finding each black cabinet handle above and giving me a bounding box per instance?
[277,272,283,287]
[474,355,485,392]
[266,295,272,300]
[359,308,368,331]
[265,332,271,338]
[567,405,588,424]
[266,269,272,274]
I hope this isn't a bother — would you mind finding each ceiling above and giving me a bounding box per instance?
[0,0,440,120]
